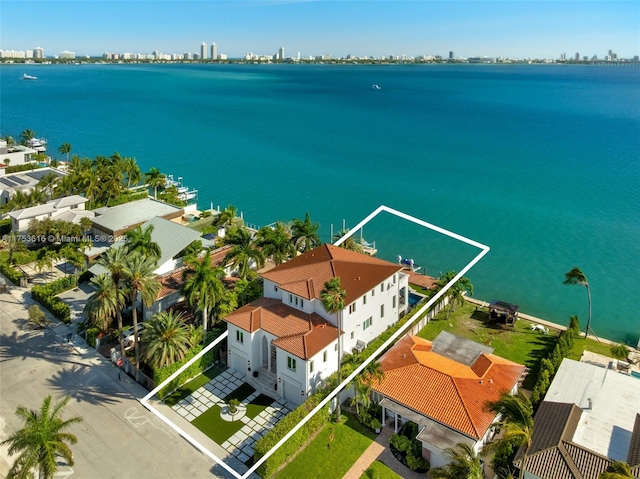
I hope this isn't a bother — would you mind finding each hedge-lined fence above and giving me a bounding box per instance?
[31,275,76,324]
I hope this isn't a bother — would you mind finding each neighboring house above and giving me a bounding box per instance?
[0,139,37,169]
[515,358,640,479]
[90,198,184,242]
[144,244,233,320]
[0,167,65,211]
[371,332,526,469]
[8,194,91,231]
[224,243,410,405]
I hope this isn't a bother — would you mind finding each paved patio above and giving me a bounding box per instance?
[170,368,294,464]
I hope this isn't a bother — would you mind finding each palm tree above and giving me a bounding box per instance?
[37,172,59,200]
[290,212,321,252]
[20,129,36,146]
[321,277,346,420]
[97,246,128,356]
[1,395,82,479]
[484,391,534,479]
[124,224,161,264]
[83,274,122,332]
[57,143,72,162]
[123,252,161,379]
[255,222,296,266]
[434,271,473,320]
[141,311,190,370]
[564,266,597,339]
[122,156,141,188]
[429,442,483,479]
[350,360,384,415]
[332,228,363,253]
[599,461,633,479]
[182,250,225,336]
[222,226,265,279]
[2,231,27,265]
[214,204,238,229]
[145,167,165,199]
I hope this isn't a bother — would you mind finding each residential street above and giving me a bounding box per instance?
[0,279,231,479]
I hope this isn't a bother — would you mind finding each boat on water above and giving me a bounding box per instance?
[166,174,198,203]
[371,84,382,90]
[21,73,37,80]
[397,255,421,272]
[27,138,47,152]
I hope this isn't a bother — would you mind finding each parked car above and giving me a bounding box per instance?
[122,322,146,346]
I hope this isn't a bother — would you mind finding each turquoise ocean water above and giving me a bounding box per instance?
[1,63,639,342]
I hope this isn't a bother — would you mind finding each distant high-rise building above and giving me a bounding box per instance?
[560,52,566,61]
[575,52,580,61]
[60,50,75,59]
[211,42,218,60]
[201,42,207,60]
[34,47,44,59]
[278,46,285,60]
[449,51,454,59]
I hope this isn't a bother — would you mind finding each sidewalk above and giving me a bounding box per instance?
[342,427,425,479]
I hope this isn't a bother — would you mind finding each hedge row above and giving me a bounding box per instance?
[253,393,329,478]
[0,261,23,285]
[31,276,76,324]
[154,329,224,398]
[530,315,580,407]
[0,218,11,236]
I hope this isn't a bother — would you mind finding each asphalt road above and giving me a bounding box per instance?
[0,283,232,479]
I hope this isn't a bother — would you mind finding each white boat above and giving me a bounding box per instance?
[397,255,421,272]
[21,73,37,80]
[27,138,47,152]
[166,174,198,203]
[371,84,382,90]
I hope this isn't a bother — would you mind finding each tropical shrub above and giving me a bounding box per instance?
[0,218,11,235]
[28,304,49,327]
[253,393,329,478]
[0,261,23,284]
[31,281,72,324]
[86,327,99,348]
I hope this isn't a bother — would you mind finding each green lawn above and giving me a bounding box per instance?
[360,460,403,479]
[224,383,256,402]
[246,394,273,419]
[163,365,226,407]
[191,404,245,444]
[417,302,616,389]
[275,412,377,479]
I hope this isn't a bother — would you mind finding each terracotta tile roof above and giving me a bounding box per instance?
[373,334,525,439]
[261,244,403,305]
[224,297,339,360]
[405,269,439,289]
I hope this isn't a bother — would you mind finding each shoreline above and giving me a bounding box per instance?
[463,296,625,348]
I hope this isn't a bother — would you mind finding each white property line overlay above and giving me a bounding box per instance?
[141,204,490,479]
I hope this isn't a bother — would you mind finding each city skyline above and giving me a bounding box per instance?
[1,1,638,60]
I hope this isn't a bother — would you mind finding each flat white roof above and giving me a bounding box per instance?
[544,358,640,461]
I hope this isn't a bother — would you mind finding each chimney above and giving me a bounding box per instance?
[479,380,483,385]
[489,379,493,384]
[587,398,593,409]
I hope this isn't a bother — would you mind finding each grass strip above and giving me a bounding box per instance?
[163,365,225,407]
[246,394,274,419]
[191,404,244,444]
[360,460,403,479]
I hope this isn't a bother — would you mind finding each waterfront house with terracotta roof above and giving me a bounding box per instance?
[224,243,410,405]
[371,331,525,469]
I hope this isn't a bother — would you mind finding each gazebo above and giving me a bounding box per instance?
[488,300,519,325]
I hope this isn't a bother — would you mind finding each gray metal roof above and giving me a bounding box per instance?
[91,198,182,234]
[431,330,494,366]
[137,216,201,269]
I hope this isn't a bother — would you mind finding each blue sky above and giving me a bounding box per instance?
[1,1,638,59]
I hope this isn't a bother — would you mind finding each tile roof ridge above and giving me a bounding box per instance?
[451,376,483,439]
[557,441,587,478]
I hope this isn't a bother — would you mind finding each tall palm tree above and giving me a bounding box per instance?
[145,167,165,199]
[429,442,484,479]
[255,222,296,266]
[2,231,27,265]
[434,271,473,320]
[141,311,191,370]
[290,212,321,252]
[321,277,346,420]
[332,228,363,253]
[182,250,225,336]
[1,395,82,479]
[97,246,128,356]
[123,252,161,379]
[57,143,72,162]
[122,156,141,188]
[37,172,59,200]
[83,274,122,332]
[484,391,534,479]
[124,225,161,264]
[351,360,384,415]
[20,129,36,146]
[214,204,238,229]
[563,266,596,339]
[222,226,265,279]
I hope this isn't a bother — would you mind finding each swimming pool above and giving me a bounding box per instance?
[408,292,424,307]
[631,370,640,380]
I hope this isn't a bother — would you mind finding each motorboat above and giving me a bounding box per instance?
[371,84,382,90]
[397,255,421,272]
[21,73,37,80]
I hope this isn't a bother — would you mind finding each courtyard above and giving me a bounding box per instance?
[167,367,294,466]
